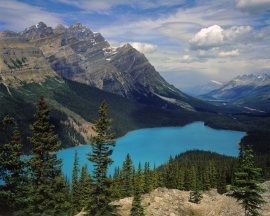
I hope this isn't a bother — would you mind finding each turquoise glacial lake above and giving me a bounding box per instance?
[56,122,245,181]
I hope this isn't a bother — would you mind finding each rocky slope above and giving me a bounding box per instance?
[0,30,58,85]
[199,74,270,112]
[202,74,270,100]
[111,181,270,216]
[17,22,215,111]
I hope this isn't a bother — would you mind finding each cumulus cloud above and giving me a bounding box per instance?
[129,42,158,54]
[189,25,254,50]
[235,0,270,14]
[189,25,224,49]
[0,0,64,31]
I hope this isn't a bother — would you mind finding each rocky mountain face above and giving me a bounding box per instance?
[0,22,220,153]
[0,22,218,113]
[198,74,270,112]
[202,74,270,100]
[110,182,270,216]
[0,30,58,86]
[18,22,211,111]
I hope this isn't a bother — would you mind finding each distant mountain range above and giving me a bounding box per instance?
[182,80,222,96]
[198,74,270,112]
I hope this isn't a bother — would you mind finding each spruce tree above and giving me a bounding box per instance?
[190,166,203,204]
[71,150,80,214]
[27,95,70,215]
[134,163,145,193]
[112,166,122,200]
[151,163,161,189]
[165,155,177,189]
[203,170,211,191]
[86,101,117,215]
[0,126,29,215]
[122,153,134,197]
[217,165,227,194]
[77,164,93,212]
[190,165,197,191]
[144,162,152,193]
[190,189,203,204]
[130,163,145,216]
[227,145,266,216]
[176,168,185,190]
[209,161,217,188]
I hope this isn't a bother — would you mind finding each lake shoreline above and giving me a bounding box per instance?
[21,121,246,157]
[116,120,247,140]
[20,122,245,180]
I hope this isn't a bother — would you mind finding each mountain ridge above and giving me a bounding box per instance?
[0,30,59,85]
[16,22,217,112]
[0,22,239,154]
[199,73,270,112]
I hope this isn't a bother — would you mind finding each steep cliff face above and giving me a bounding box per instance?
[18,22,205,110]
[0,22,218,111]
[0,30,59,85]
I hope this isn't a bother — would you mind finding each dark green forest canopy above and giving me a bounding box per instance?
[1,96,270,215]
[1,78,270,155]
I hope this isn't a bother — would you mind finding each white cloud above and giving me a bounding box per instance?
[189,25,254,50]
[219,49,240,57]
[156,22,203,44]
[189,25,224,50]
[0,0,64,31]
[2,0,270,88]
[98,2,270,87]
[177,55,196,63]
[198,48,240,58]
[177,54,207,63]
[235,0,270,14]
[57,0,185,13]
[129,42,158,54]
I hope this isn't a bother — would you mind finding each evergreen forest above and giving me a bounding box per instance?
[0,96,269,216]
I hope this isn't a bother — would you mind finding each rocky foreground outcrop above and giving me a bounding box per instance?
[111,181,270,216]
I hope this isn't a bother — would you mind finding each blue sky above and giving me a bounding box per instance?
[1,0,270,89]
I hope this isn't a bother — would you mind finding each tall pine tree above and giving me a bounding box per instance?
[86,101,118,215]
[227,145,266,216]
[26,95,70,215]
[77,164,93,212]
[130,163,145,216]
[0,126,29,216]
[122,153,134,197]
[71,150,80,214]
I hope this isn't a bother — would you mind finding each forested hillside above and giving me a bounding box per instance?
[0,72,252,155]
[1,98,269,216]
